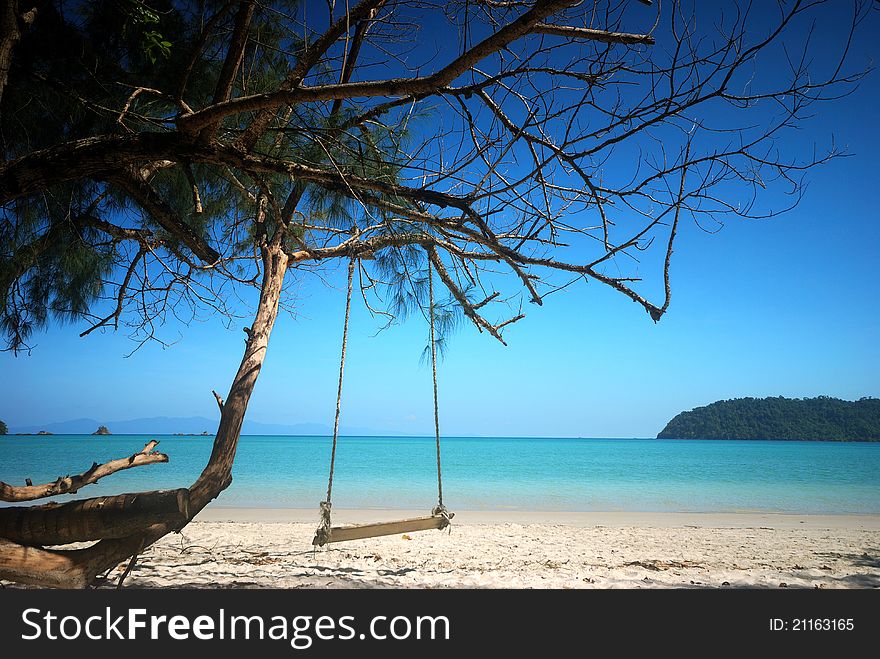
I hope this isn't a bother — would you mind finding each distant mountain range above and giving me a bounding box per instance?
[9,416,398,436]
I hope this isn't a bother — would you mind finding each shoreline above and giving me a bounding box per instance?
[6,508,876,588]
[199,506,880,529]
[107,513,880,588]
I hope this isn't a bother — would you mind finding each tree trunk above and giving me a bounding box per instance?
[0,539,97,589]
[0,0,21,110]
[0,489,190,546]
[0,243,289,587]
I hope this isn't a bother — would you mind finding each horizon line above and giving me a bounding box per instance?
[6,432,653,439]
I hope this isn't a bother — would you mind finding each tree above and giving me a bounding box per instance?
[0,419,6,435]
[0,0,871,587]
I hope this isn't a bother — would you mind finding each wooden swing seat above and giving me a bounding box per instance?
[313,513,450,546]
[313,262,452,549]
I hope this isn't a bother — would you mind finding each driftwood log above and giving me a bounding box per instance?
[0,489,190,546]
[0,242,289,588]
[0,539,100,589]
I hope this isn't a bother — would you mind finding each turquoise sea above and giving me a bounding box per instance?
[1,435,878,514]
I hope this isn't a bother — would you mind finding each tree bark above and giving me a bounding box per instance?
[198,0,255,141]
[0,243,289,587]
[0,489,190,545]
[0,539,95,589]
[532,23,655,45]
[0,0,21,110]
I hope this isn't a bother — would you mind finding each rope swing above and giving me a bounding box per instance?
[312,257,453,547]
[428,257,448,520]
[313,259,355,547]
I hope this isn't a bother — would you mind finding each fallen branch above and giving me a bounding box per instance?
[0,440,169,503]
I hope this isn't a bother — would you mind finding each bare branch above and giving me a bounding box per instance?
[0,441,169,503]
[233,0,389,150]
[659,142,691,317]
[198,0,257,140]
[116,539,144,589]
[532,23,655,45]
[427,245,516,345]
[182,163,204,215]
[110,170,220,265]
[177,1,236,101]
[182,0,584,132]
[80,247,147,337]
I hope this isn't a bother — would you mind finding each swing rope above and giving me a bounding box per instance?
[428,259,449,520]
[315,258,355,547]
[314,257,451,547]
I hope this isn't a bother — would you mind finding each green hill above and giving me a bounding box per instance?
[657,396,880,441]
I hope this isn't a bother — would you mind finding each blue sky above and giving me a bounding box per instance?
[1,3,878,437]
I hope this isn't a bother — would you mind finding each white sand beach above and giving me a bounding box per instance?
[110,508,880,589]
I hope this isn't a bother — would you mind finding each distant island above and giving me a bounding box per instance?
[658,396,880,441]
[7,415,397,436]
[92,425,111,435]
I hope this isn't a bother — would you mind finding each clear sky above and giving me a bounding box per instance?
[1,3,878,437]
